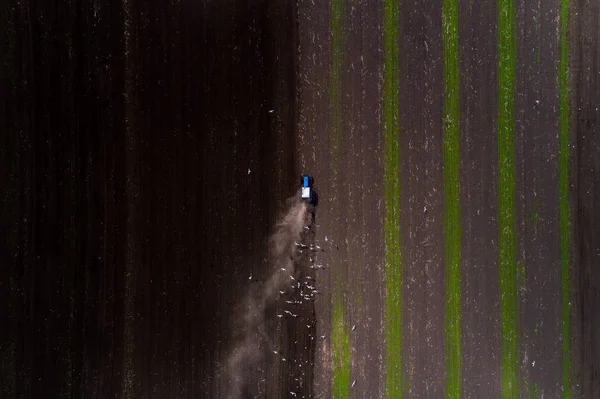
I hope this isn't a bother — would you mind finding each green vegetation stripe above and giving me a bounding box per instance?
[497,0,518,398]
[330,0,349,397]
[332,295,351,399]
[528,383,540,399]
[442,1,462,398]
[558,0,571,397]
[383,0,403,397]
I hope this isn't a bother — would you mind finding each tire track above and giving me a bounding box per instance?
[558,0,572,397]
[497,0,518,397]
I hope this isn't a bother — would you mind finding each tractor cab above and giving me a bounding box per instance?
[300,175,316,205]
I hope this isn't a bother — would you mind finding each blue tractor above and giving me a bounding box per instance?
[300,175,317,206]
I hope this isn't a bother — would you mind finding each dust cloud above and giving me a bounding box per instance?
[224,199,312,398]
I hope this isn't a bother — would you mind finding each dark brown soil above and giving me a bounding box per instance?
[1,1,599,398]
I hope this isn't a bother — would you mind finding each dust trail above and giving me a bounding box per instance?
[225,199,311,399]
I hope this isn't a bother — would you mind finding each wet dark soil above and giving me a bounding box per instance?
[1,1,599,398]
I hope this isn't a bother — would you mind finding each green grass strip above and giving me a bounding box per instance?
[497,0,518,397]
[528,382,540,399]
[330,0,349,397]
[442,1,462,398]
[383,0,403,397]
[332,294,351,399]
[558,0,571,397]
